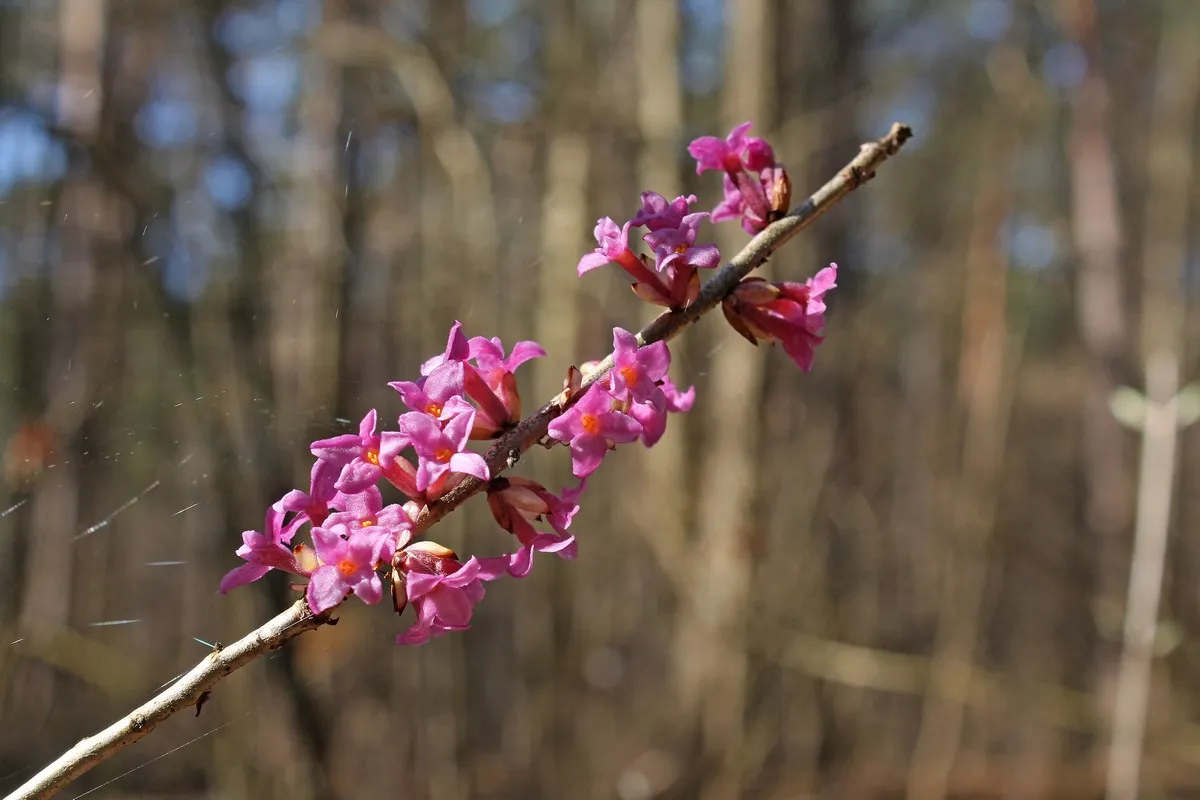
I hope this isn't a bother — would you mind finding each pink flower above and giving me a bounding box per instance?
[306,523,395,614]
[388,364,466,422]
[722,264,837,372]
[392,543,506,645]
[688,121,775,175]
[608,327,671,407]
[418,320,472,376]
[310,409,410,494]
[577,217,636,275]
[486,477,583,573]
[461,335,545,437]
[577,216,675,306]
[631,192,697,232]
[399,397,489,492]
[627,376,695,448]
[322,485,413,548]
[219,507,309,593]
[644,212,721,274]
[547,384,642,478]
[275,458,340,527]
[691,122,787,234]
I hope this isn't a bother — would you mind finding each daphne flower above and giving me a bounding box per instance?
[400,397,489,492]
[306,524,394,614]
[219,507,309,594]
[393,544,506,645]
[608,328,671,406]
[722,264,838,372]
[275,458,340,527]
[547,385,642,478]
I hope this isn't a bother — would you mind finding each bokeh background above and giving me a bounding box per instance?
[2,0,1199,798]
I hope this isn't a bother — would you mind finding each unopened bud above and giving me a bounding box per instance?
[765,165,791,220]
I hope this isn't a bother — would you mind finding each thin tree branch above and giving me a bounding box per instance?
[6,122,911,800]
[6,601,328,800]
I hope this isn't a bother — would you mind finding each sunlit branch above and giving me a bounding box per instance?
[7,122,911,800]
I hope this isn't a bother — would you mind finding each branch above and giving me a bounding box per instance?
[6,122,911,800]
[7,602,327,800]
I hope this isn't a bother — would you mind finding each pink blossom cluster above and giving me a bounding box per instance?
[219,122,837,645]
[219,320,692,645]
[688,121,792,235]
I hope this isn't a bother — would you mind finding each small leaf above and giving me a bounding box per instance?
[1109,386,1147,431]
[1176,382,1200,429]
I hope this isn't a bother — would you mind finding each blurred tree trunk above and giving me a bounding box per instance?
[671,1,774,797]
[1105,4,1198,797]
[908,37,1027,800]
[1059,0,1136,769]
[14,0,107,729]
[632,0,690,645]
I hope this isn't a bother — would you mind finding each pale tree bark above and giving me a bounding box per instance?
[269,16,344,441]
[14,0,107,729]
[631,0,690,600]
[1059,0,1136,756]
[1105,3,1199,798]
[671,1,774,796]
[907,38,1033,800]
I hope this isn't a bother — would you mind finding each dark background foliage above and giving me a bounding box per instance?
[1,0,1199,798]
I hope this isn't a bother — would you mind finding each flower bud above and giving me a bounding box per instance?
[765,165,792,220]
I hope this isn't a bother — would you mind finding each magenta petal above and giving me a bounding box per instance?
[310,432,364,462]
[639,341,671,380]
[396,624,432,646]
[389,379,427,411]
[306,566,348,614]
[505,341,546,371]
[577,251,612,275]
[476,553,515,580]
[334,459,382,493]
[685,243,721,270]
[351,573,384,605]
[448,451,489,481]
[535,533,576,556]
[341,486,383,518]
[547,415,573,442]
[403,572,443,602]
[431,587,474,627]
[630,401,668,447]
[219,562,269,594]
[274,489,309,513]
[688,135,729,174]
[597,411,642,443]
[357,409,378,439]
[443,557,483,588]
[569,436,609,478]
[782,337,818,373]
[507,545,534,577]
[809,264,838,297]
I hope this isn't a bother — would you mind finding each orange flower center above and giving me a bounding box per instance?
[426,402,443,417]
[338,559,357,578]
[434,447,454,463]
[619,365,638,386]
[365,449,380,465]
[580,413,601,436]
[674,243,688,255]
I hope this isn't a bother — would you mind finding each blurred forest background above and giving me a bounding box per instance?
[1,0,1199,798]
